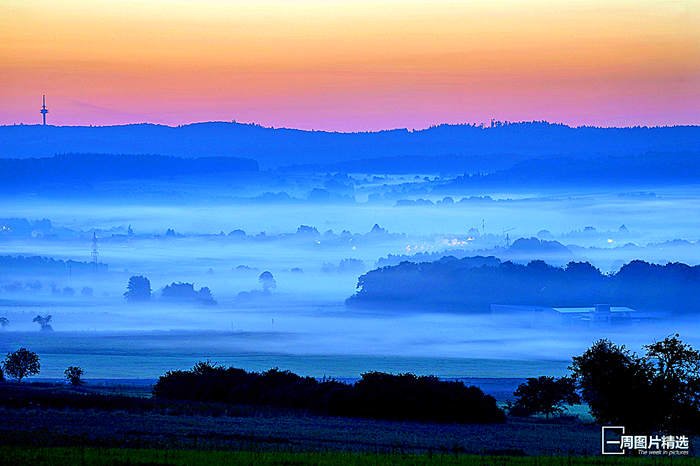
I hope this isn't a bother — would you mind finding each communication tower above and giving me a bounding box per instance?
[40,95,48,125]
[91,232,99,268]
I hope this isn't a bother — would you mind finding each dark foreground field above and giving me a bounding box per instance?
[0,382,697,464]
[1,446,699,466]
[0,405,600,455]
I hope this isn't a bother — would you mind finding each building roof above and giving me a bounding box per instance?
[552,306,636,314]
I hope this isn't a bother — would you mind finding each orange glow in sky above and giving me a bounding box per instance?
[1,0,698,130]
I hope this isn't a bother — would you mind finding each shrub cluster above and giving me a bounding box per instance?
[153,363,504,424]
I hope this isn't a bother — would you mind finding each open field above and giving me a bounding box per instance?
[0,407,600,456]
[0,446,697,466]
[0,382,697,459]
[0,382,599,456]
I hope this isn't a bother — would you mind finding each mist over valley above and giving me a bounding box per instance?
[3,132,700,383]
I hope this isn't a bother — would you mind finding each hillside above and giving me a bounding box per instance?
[2,122,699,169]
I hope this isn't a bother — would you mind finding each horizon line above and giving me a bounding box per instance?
[2,119,699,133]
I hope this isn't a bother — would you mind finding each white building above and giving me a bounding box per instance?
[491,303,636,325]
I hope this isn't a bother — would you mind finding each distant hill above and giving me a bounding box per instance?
[282,155,520,174]
[508,238,570,254]
[436,151,700,189]
[0,255,107,276]
[375,238,572,268]
[0,153,258,192]
[1,122,698,169]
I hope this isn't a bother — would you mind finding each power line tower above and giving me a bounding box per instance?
[502,227,515,248]
[40,95,48,125]
[91,232,99,270]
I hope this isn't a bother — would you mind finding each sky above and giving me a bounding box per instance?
[1,0,698,131]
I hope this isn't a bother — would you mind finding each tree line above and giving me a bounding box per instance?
[0,153,259,191]
[348,257,700,312]
[2,335,699,432]
[152,363,504,424]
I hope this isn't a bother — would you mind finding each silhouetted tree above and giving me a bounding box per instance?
[161,282,216,304]
[571,336,700,432]
[322,259,365,274]
[32,314,53,331]
[2,281,23,293]
[26,280,42,291]
[644,334,700,430]
[124,275,151,302]
[197,286,215,304]
[0,255,106,275]
[259,271,276,293]
[190,360,222,376]
[64,366,84,386]
[571,339,659,431]
[512,376,580,419]
[296,225,319,236]
[3,348,40,382]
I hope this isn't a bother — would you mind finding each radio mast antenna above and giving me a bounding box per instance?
[40,95,48,125]
[91,232,99,270]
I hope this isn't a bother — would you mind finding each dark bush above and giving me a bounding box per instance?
[153,363,504,424]
[341,371,505,423]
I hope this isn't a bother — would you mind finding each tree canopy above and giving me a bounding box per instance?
[124,275,152,302]
[571,335,700,432]
[3,348,40,383]
[512,376,580,419]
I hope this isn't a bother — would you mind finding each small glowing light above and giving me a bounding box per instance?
[441,237,469,247]
[351,246,356,250]
[607,238,614,243]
